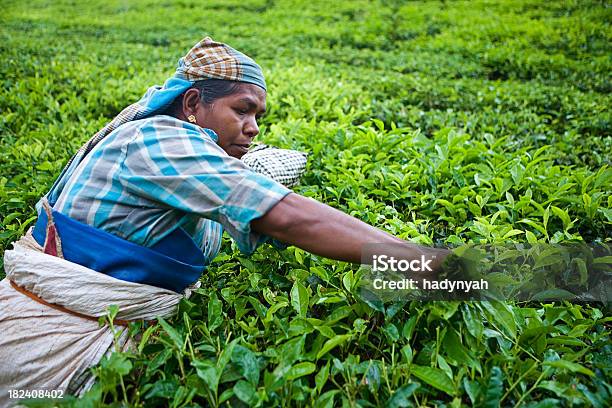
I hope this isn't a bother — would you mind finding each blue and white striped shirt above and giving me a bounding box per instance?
[51,115,291,260]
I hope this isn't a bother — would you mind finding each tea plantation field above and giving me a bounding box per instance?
[1,0,611,406]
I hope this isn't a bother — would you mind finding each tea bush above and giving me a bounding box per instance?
[1,0,610,406]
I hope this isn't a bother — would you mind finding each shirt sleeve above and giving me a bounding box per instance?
[119,117,292,254]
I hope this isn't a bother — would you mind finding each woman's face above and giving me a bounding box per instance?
[193,83,266,159]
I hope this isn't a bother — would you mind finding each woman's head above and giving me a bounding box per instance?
[62,36,266,192]
[168,37,268,158]
[166,79,266,159]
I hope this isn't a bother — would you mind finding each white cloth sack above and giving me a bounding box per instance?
[0,231,188,407]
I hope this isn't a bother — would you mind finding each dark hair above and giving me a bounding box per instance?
[162,78,242,117]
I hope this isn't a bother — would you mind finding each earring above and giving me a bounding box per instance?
[187,115,197,124]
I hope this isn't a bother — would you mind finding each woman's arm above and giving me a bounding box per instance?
[251,193,449,271]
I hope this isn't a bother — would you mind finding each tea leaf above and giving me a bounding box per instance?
[316,334,352,360]
[410,365,455,396]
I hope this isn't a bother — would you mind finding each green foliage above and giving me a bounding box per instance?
[2,0,610,407]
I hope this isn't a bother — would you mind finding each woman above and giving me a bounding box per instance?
[0,37,447,402]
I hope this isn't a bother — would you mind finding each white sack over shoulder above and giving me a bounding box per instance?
[0,232,189,406]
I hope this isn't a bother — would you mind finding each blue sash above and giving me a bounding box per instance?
[32,208,205,293]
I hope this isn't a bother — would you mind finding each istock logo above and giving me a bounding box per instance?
[372,254,434,272]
